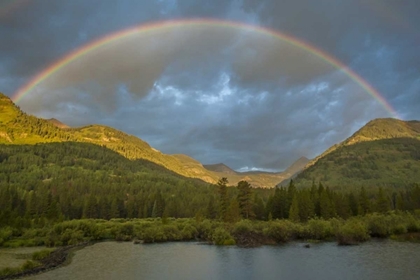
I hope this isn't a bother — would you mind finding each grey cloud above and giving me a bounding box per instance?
[1,0,419,171]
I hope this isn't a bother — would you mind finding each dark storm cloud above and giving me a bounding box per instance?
[1,0,419,171]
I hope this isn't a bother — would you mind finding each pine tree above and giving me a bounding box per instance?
[217,178,229,220]
[287,180,297,213]
[348,193,358,216]
[237,180,255,219]
[358,187,371,215]
[395,192,406,211]
[319,191,335,219]
[253,195,266,220]
[335,194,351,219]
[151,200,158,218]
[376,187,390,213]
[206,196,218,219]
[289,195,300,222]
[110,198,120,218]
[225,200,241,223]
[298,191,314,222]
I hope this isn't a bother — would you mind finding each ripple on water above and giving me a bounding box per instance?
[25,240,420,280]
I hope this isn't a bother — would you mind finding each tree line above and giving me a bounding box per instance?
[0,142,420,230]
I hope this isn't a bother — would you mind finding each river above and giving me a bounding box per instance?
[26,240,420,280]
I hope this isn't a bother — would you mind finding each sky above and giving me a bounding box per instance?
[1,0,419,172]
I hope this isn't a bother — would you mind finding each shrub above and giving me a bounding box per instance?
[0,267,18,277]
[196,220,218,240]
[32,249,53,261]
[365,214,390,237]
[233,220,254,235]
[304,219,334,240]
[21,260,39,270]
[406,214,420,232]
[114,223,135,241]
[181,224,198,240]
[0,227,14,246]
[263,220,295,243]
[60,228,85,245]
[212,227,235,245]
[337,219,370,245]
[414,210,420,219]
[142,226,167,243]
[162,225,182,241]
[387,214,408,235]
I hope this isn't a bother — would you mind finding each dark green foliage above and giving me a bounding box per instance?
[31,249,53,261]
[217,178,229,220]
[263,220,295,243]
[298,191,315,222]
[337,219,370,245]
[237,180,255,219]
[211,227,235,245]
[289,196,300,222]
[358,187,371,215]
[0,142,220,224]
[296,138,420,188]
[304,218,336,240]
[376,187,390,213]
[224,200,241,223]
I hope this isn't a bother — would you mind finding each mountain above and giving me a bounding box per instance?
[0,92,296,187]
[203,158,310,188]
[283,156,310,176]
[46,118,69,129]
[294,119,420,189]
[203,163,237,174]
[305,118,420,169]
[0,93,217,183]
[0,142,214,220]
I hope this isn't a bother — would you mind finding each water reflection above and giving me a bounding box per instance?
[26,240,420,280]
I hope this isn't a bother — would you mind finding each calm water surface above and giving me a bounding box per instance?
[26,240,420,280]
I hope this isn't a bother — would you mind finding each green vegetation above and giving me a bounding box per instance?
[0,93,289,187]
[305,118,420,170]
[344,118,420,144]
[0,92,219,183]
[2,92,420,278]
[1,141,419,228]
[296,138,420,188]
[31,249,53,261]
[0,248,53,278]
[0,213,419,251]
[1,141,418,251]
[0,143,276,229]
[0,142,218,225]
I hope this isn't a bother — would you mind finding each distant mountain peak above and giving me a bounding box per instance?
[46,118,70,129]
[345,118,420,145]
[0,92,16,106]
[203,163,237,175]
[283,156,310,176]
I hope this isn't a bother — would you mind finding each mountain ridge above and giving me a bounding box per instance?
[0,92,294,188]
[293,118,420,188]
[304,118,420,169]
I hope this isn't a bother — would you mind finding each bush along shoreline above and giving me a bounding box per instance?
[0,211,419,278]
[0,242,90,279]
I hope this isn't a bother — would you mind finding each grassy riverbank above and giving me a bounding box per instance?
[1,211,419,278]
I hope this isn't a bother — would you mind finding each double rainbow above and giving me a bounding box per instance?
[12,18,399,118]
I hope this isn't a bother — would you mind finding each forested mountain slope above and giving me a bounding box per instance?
[305,118,420,169]
[0,142,215,220]
[0,93,220,183]
[0,93,295,188]
[295,138,420,189]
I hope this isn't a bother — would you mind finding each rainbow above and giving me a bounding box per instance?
[12,18,399,118]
